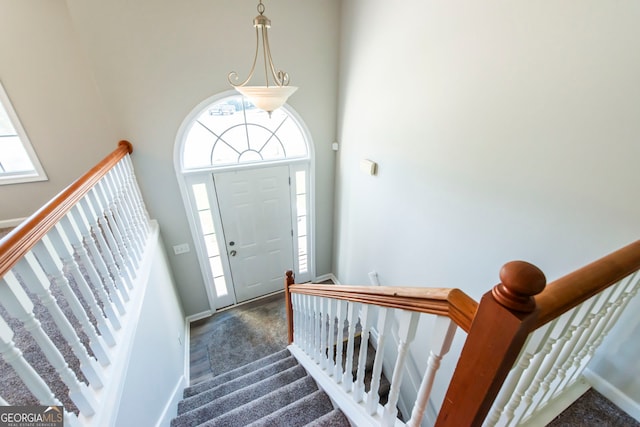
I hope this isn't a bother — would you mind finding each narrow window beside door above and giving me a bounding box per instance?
[192,183,228,298]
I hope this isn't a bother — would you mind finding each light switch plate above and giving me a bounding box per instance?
[360,159,377,176]
[173,243,190,255]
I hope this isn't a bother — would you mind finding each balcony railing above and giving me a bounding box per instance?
[0,141,156,426]
[285,241,640,426]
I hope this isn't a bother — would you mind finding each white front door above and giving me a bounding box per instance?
[214,166,294,303]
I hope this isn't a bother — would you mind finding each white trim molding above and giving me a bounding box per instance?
[0,217,27,228]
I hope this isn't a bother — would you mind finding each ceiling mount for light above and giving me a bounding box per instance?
[228,0,298,116]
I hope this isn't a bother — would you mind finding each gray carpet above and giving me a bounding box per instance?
[207,295,288,376]
[173,349,349,427]
[189,292,289,383]
[0,268,93,415]
[548,389,639,426]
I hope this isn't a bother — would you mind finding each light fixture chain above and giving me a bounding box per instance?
[262,26,271,88]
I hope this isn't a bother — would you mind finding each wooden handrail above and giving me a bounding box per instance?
[436,261,546,427]
[0,140,133,279]
[534,239,640,328]
[287,279,478,333]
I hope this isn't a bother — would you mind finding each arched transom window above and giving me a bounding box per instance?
[182,94,308,170]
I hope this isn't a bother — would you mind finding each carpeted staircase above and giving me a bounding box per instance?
[171,349,350,427]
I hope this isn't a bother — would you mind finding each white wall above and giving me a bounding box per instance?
[115,233,186,427]
[587,291,640,420]
[65,0,340,316]
[0,0,118,221]
[0,0,118,220]
[336,0,640,412]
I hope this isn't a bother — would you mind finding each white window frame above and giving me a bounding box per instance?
[0,81,47,185]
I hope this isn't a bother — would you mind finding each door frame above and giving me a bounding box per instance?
[175,91,315,312]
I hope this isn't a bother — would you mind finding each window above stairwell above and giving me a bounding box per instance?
[0,81,47,185]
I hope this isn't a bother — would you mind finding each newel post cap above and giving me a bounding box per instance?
[492,261,546,313]
[285,270,295,285]
[118,140,133,154]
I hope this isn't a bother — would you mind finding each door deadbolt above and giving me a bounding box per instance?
[229,241,235,246]
[230,250,237,257]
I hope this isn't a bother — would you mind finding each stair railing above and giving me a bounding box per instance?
[286,239,640,427]
[284,271,479,427]
[438,241,640,427]
[0,141,151,426]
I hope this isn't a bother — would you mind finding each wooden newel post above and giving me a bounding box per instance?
[284,270,295,344]
[435,261,546,427]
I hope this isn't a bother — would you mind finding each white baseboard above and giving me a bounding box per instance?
[155,375,187,427]
[186,310,213,323]
[314,273,341,285]
[584,368,640,422]
[0,217,26,228]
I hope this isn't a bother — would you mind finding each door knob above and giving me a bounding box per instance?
[230,250,237,257]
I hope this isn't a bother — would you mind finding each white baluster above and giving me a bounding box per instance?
[544,301,597,402]
[35,235,112,367]
[503,326,561,426]
[485,325,547,426]
[104,170,143,262]
[111,164,146,252]
[99,178,141,266]
[517,311,575,422]
[559,290,613,389]
[14,250,104,389]
[0,271,97,415]
[88,188,137,281]
[63,412,81,427]
[320,297,329,370]
[556,290,611,393]
[48,226,117,346]
[78,197,134,291]
[96,179,140,270]
[296,293,304,345]
[0,315,62,406]
[342,302,360,391]
[513,338,556,425]
[382,310,420,426]
[70,205,129,303]
[121,155,151,233]
[353,304,373,402]
[302,294,312,354]
[366,306,393,415]
[291,293,299,343]
[407,315,457,427]
[333,299,347,381]
[326,298,336,374]
[569,275,640,384]
[58,215,123,328]
[312,296,321,363]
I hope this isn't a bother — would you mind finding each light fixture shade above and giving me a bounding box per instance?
[235,86,298,113]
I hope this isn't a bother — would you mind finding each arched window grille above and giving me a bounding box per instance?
[182,95,308,170]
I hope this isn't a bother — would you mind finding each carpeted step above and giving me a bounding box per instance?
[178,355,298,414]
[304,409,351,427]
[171,364,307,427]
[198,375,320,426]
[246,389,335,427]
[184,348,291,398]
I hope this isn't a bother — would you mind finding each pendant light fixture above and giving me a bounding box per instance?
[228,0,297,116]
